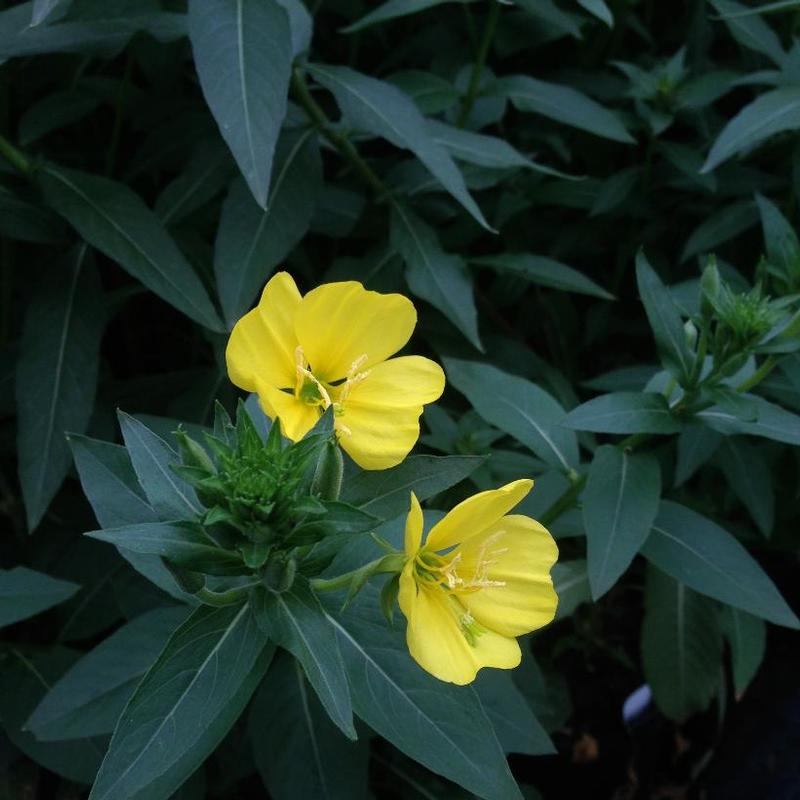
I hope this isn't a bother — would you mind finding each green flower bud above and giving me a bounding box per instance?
[311,440,344,501]
[683,319,698,350]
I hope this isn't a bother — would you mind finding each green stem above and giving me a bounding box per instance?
[539,475,586,527]
[735,355,777,394]
[457,0,500,128]
[195,581,260,607]
[0,134,31,175]
[311,553,405,593]
[291,68,388,197]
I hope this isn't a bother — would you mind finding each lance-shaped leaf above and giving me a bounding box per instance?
[641,566,723,721]
[641,501,799,628]
[324,591,523,800]
[0,567,79,628]
[583,446,661,599]
[391,204,482,349]
[472,252,614,300]
[250,654,369,800]
[718,438,774,537]
[674,424,722,486]
[720,606,766,694]
[635,251,693,382]
[252,580,355,739]
[39,166,223,331]
[16,245,104,530]
[341,454,484,519]
[756,192,800,282]
[27,606,189,740]
[445,359,579,472]
[88,603,273,800]
[214,128,322,327]
[708,0,785,65]
[307,63,489,230]
[563,391,682,434]
[472,669,554,756]
[497,74,634,144]
[30,0,72,26]
[69,435,192,601]
[696,395,800,445]
[86,521,246,576]
[552,559,591,620]
[343,0,470,32]
[188,0,292,209]
[701,87,800,173]
[118,412,201,520]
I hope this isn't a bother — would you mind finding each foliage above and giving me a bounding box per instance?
[2,0,800,798]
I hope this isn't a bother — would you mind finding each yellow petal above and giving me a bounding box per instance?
[226,272,302,392]
[294,281,416,382]
[405,493,423,555]
[335,402,422,470]
[399,565,520,685]
[345,356,445,408]
[455,515,559,638]
[255,378,319,442]
[425,479,534,552]
[333,357,444,470]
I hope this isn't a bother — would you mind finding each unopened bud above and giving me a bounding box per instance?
[311,440,343,501]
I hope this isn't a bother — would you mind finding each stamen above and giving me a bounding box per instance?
[294,345,333,409]
[337,352,371,406]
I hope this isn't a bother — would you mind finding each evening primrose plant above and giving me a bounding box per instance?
[64,277,559,800]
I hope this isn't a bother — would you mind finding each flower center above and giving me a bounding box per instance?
[293,346,371,436]
[412,532,508,646]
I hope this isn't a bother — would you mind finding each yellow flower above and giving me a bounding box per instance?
[398,480,558,685]
[226,272,445,470]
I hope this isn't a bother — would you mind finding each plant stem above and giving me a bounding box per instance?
[195,581,260,607]
[0,134,31,175]
[290,67,388,198]
[457,0,500,128]
[311,553,406,592]
[539,475,586,527]
[736,355,777,394]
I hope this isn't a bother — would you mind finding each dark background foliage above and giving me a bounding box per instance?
[2,0,800,798]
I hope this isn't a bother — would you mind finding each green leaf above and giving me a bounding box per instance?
[0,3,186,59]
[324,593,523,800]
[0,567,79,628]
[635,251,693,382]
[118,412,201,520]
[68,435,192,601]
[552,559,591,619]
[26,606,189,740]
[0,647,105,784]
[445,359,579,471]
[39,165,223,331]
[390,204,482,349]
[252,580,355,739]
[697,395,800,445]
[563,392,682,434]
[342,0,473,33]
[188,0,292,209]
[16,245,104,531]
[577,0,613,26]
[497,74,634,144]
[214,128,322,326]
[701,87,800,173]
[583,446,661,599]
[641,566,723,721]
[718,438,774,537]
[307,63,489,229]
[472,252,614,300]
[86,521,245,576]
[88,603,273,800]
[154,138,232,226]
[340,454,484,519]
[69,435,157,528]
[708,0,786,64]
[250,654,369,800]
[674,424,723,486]
[756,192,800,281]
[426,119,577,178]
[30,0,71,26]
[681,200,759,262]
[473,670,554,756]
[389,70,460,115]
[641,501,799,628]
[720,605,766,694]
